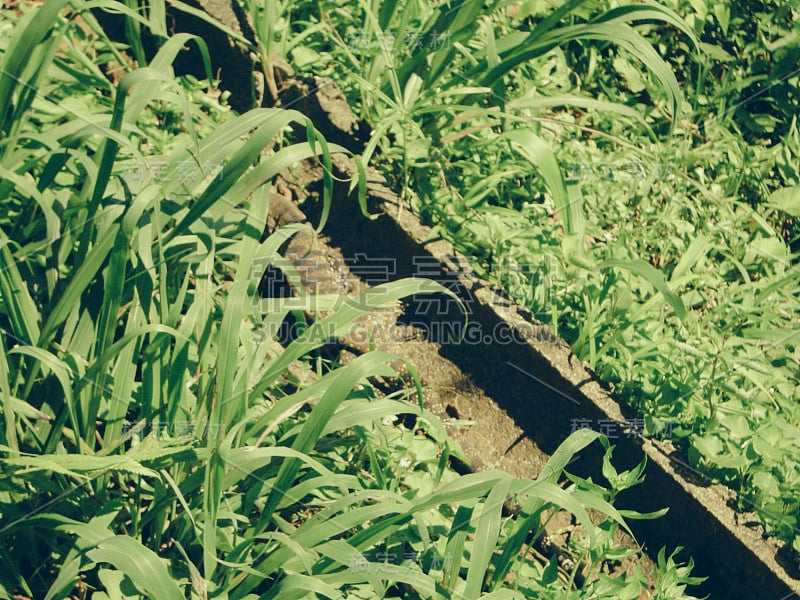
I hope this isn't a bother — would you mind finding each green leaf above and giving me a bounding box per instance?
[767,185,800,217]
[465,477,511,597]
[503,129,581,237]
[2,453,158,478]
[85,536,184,600]
[600,259,686,320]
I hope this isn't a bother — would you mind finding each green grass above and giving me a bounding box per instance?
[0,1,703,598]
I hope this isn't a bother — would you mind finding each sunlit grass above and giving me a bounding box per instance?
[0,1,706,598]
